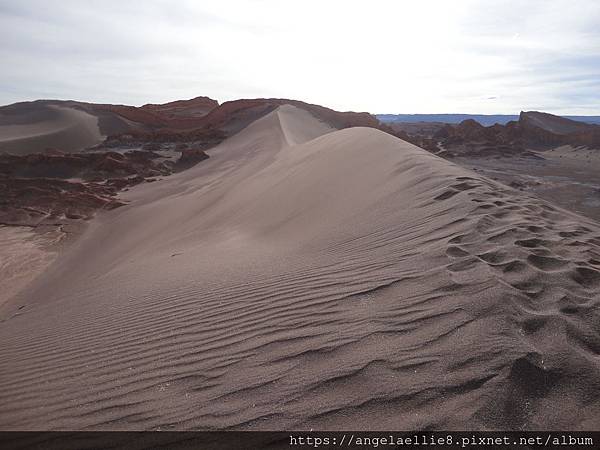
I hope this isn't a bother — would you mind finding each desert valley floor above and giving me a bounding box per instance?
[1,104,600,430]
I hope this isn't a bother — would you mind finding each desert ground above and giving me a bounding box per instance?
[1,101,600,432]
[454,146,600,223]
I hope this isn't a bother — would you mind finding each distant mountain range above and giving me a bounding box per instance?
[377,113,600,126]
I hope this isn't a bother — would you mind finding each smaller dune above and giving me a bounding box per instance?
[0,104,102,155]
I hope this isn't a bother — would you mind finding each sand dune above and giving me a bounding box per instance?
[1,105,600,430]
[0,104,102,155]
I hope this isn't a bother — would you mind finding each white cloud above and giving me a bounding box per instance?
[1,0,599,114]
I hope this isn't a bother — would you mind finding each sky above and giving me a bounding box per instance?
[1,0,600,114]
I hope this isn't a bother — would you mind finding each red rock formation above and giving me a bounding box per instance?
[96,97,219,131]
[142,96,218,121]
[102,98,391,151]
[430,111,600,157]
[95,104,168,128]
[0,177,125,226]
[0,149,171,180]
[0,149,183,226]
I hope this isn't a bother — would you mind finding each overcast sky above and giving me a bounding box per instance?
[1,0,599,114]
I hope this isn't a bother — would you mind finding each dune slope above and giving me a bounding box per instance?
[1,105,600,430]
[0,104,103,155]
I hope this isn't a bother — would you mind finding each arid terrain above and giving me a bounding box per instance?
[384,112,600,223]
[1,98,600,431]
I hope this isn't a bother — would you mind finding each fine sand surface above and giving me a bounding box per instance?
[0,226,62,311]
[0,105,102,155]
[1,105,600,430]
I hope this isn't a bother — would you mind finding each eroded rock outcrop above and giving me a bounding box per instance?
[0,149,192,227]
[430,111,600,157]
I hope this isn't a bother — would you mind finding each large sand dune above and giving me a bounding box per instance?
[1,105,600,430]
